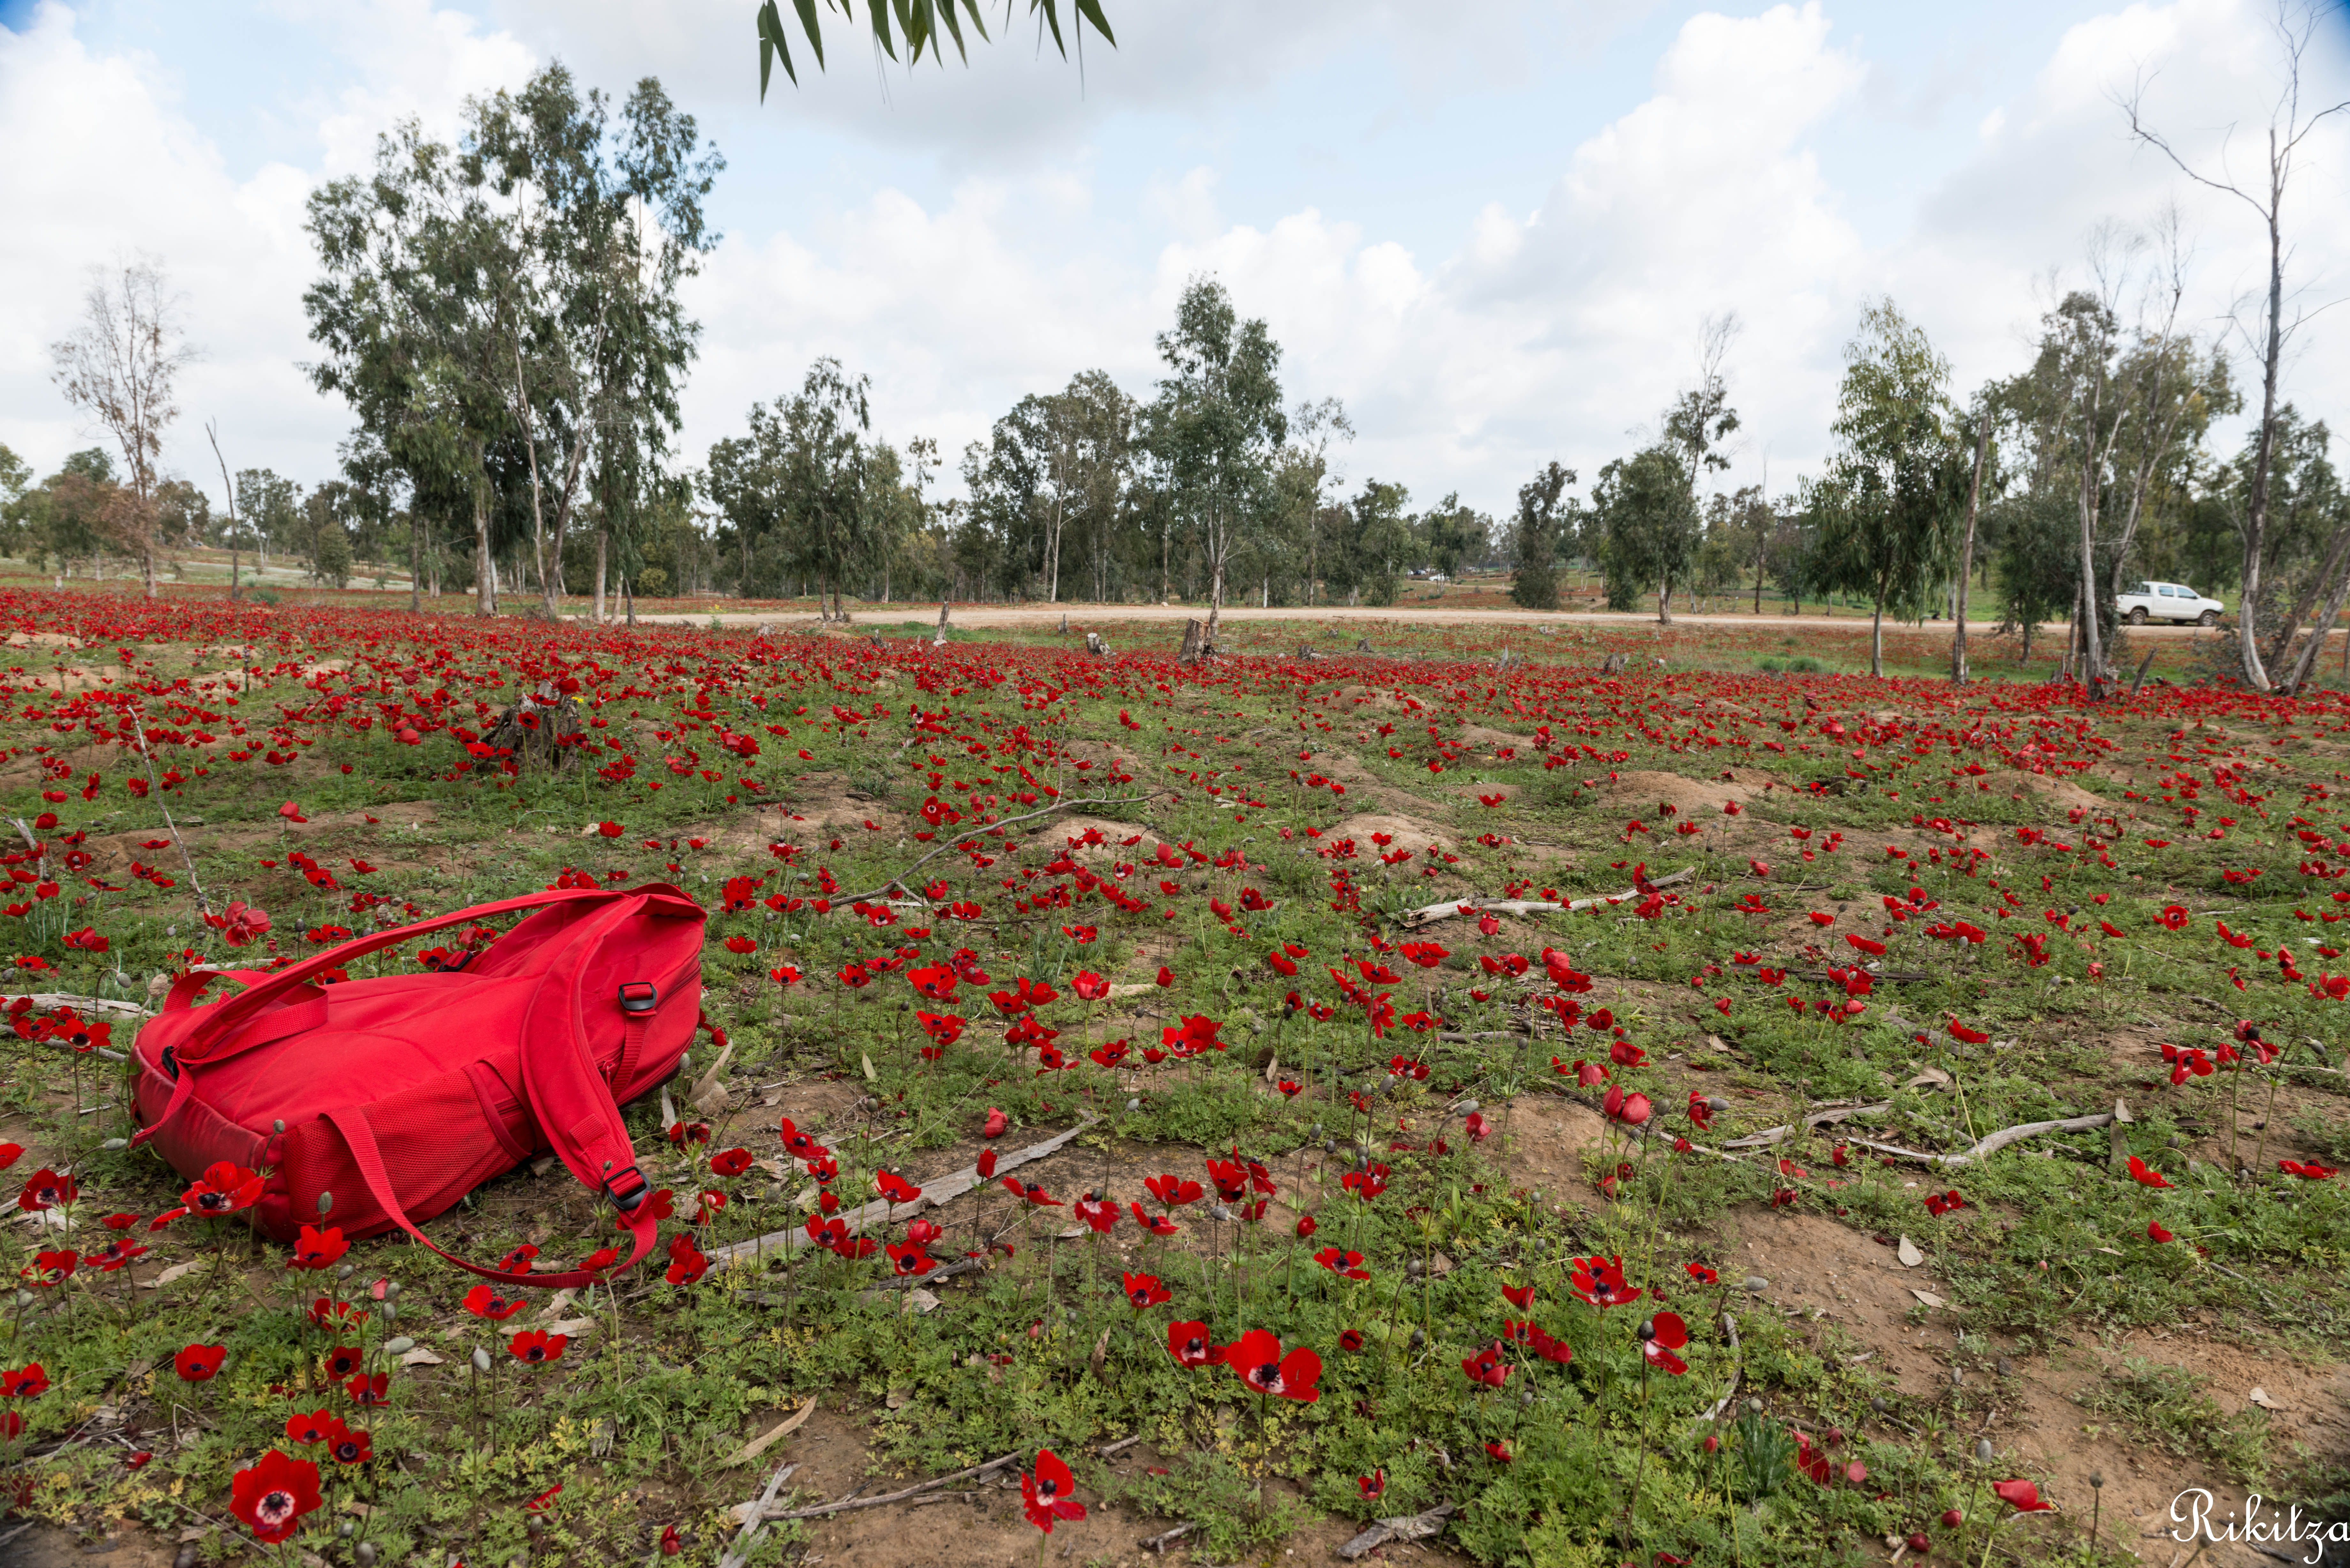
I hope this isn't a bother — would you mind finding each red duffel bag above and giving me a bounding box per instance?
[130,883,705,1287]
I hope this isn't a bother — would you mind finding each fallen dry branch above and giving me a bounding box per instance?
[1338,1501,1458,1559]
[1718,1103,1893,1150]
[1400,867,1694,929]
[709,1115,1099,1268]
[744,1434,1143,1524]
[1846,1111,2116,1168]
[716,1461,799,1568]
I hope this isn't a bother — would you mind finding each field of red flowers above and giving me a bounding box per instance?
[2,589,2347,1568]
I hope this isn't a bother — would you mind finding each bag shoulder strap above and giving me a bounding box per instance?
[176,886,635,1063]
[324,1105,661,1289]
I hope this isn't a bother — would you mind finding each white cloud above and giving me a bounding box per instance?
[0,0,535,496]
[4,0,2343,532]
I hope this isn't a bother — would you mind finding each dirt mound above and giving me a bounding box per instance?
[1327,811,1453,854]
[2001,768,2117,814]
[1598,769,1773,816]
[1041,815,1150,860]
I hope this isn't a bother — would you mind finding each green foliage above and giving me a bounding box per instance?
[1509,461,1573,611]
[1596,446,1700,614]
[2072,1356,2270,1484]
[1804,298,1967,668]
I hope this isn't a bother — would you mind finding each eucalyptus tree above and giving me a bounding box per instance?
[1507,461,1573,611]
[1596,447,1701,622]
[1146,278,1285,642]
[306,121,521,614]
[305,68,717,618]
[1805,299,1967,676]
[778,358,875,618]
[466,67,721,616]
[1273,397,1352,606]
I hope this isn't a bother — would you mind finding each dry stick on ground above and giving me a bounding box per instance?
[1842,1111,2118,1167]
[1695,1313,1743,1423]
[745,1434,1144,1524]
[1399,867,1694,929]
[129,706,210,914]
[1717,1104,1893,1149]
[829,791,1174,907]
[707,1115,1100,1268]
[715,1461,799,1568]
[1338,1501,1459,1560]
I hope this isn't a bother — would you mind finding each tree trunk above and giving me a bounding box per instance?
[594,528,608,624]
[473,475,495,618]
[409,515,422,616]
[1952,417,1989,683]
[1656,576,1672,626]
[2077,373,2107,695]
[2239,155,2287,691]
[1869,595,1884,677]
[2278,544,2350,690]
[623,574,634,627]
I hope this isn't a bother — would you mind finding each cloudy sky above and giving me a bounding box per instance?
[2,0,2346,522]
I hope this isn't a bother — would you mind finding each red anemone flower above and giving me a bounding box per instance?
[1021,1448,1086,1533]
[175,1344,225,1382]
[1603,1085,1653,1125]
[1223,1328,1321,1402]
[230,1450,323,1544]
[1002,1178,1061,1207]
[1146,1174,1203,1207]
[1129,1202,1179,1236]
[284,1409,339,1446]
[1640,1312,1690,1375]
[1991,1479,2055,1513]
[1314,1247,1370,1281]
[1167,1319,1219,1368]
[1461,1342,1511,1389]
[1122,1271,1170,1310]
[2126,1155,2174,1189]
[463,1285,528,1321]
[285,1224,347,1271]
[509,1329,568,1365]
[1569,1255,1641,1309]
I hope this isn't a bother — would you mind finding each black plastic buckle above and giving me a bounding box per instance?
[603,1165,648,1210]
[617,981,658,1015]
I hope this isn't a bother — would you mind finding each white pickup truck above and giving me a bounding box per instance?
[2118,581,2225,626]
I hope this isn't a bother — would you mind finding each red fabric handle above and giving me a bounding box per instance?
[325,1106,660,1289]
[164,968,271,1013]
[179,887,618,1061]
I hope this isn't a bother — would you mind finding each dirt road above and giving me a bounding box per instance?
[636,601,2232,637]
